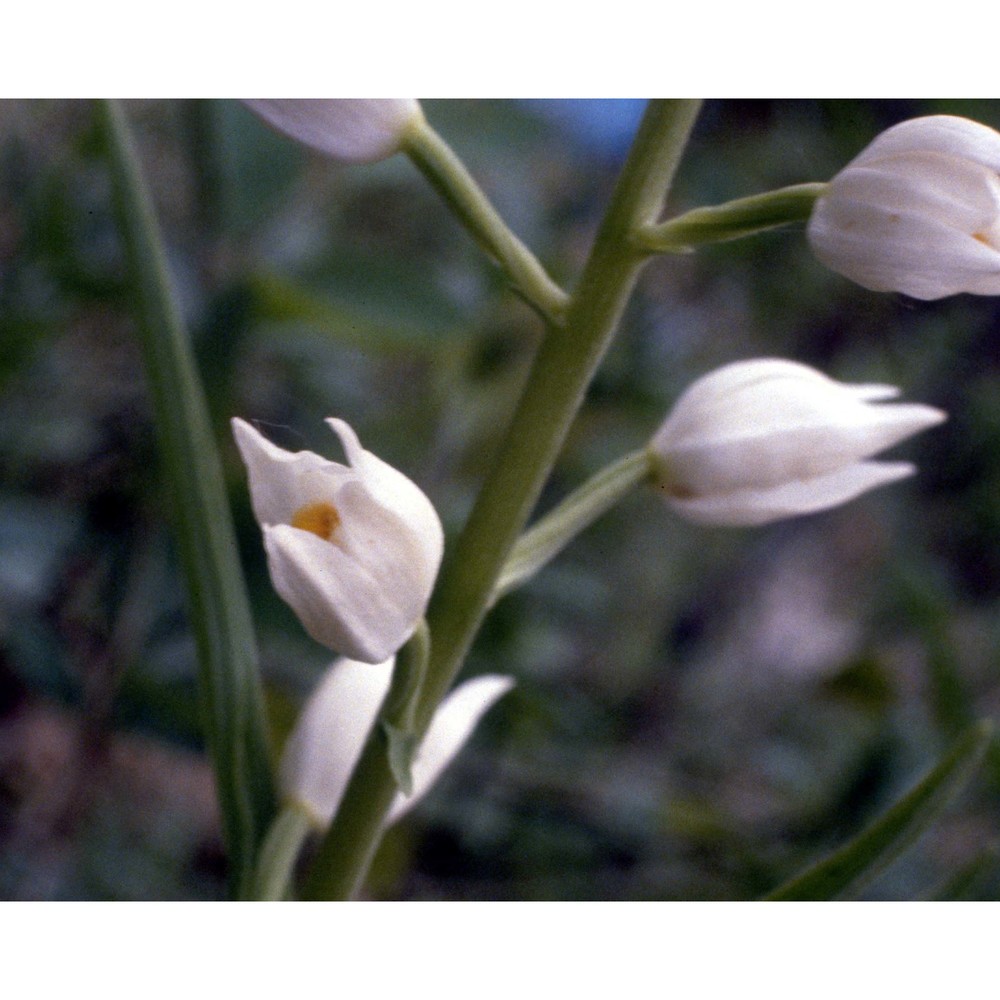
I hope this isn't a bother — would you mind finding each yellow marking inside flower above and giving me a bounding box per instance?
[291,501,341,540]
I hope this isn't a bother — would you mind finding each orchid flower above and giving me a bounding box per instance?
[232,418,443,663]
[808,115,1000,299]
[649,358,945,526]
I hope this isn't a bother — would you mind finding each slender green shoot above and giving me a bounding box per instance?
[638,182,827,252]
[765,720,994,901]
[98,100,276,899]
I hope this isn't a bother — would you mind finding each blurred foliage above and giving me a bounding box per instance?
[1,99,999,900]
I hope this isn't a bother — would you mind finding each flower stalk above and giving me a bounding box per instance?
[416,100,703,730]
[638,182,827,251]
[402,118,570,324]
[302,99,703,901]
[492,449,653,603]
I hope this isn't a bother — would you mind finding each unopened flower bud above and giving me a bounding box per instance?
[649,358,945,527]
[243,99,423,164]
[232,417,443,663]
[280,656,514,828]
[808,115,1000,299]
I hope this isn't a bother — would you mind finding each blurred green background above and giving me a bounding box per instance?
[1,99,999,900]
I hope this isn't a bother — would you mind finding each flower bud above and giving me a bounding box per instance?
[279,656,514,828]
[232,417,443,663]
[649,359,945,527]
[243,99,423,164]
[808,115,1000,299]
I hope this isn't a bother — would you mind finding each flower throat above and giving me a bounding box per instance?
[292,502,341,540]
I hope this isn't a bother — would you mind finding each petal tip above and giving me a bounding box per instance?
[326,417,364,465]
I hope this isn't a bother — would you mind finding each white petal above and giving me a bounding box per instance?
[231,417,352,527]
[808,116,1000,299]
[388,675,515,824]
[650,359,946,526]
[809,194,1000,298]
[243,99,423,164]
[852,115,1000,173]
[656,359,829,429]
[333,479,441,635]
[666,461,917,527]
[280,658,394,827]
[326,418,444,591]
[264,523,420,663]
[848,383,901,402]
[827,153,1000,232]
[280,661,512,831]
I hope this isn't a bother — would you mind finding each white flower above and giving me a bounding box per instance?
[243,99,423,164]
[649,358,946,527]
[280,656,514,829]
[232,418,444,663]
[808,115,1000,299]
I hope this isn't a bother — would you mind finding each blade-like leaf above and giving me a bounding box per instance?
[98,100,276,898]
[765,720,994,901]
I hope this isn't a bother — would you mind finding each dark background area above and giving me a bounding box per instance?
[1,99,998,900]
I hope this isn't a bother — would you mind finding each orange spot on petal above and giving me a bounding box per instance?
[291,502,341,540]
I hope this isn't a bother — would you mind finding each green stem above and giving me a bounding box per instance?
[251,803,314,901]
[300,710,404,899]
[403,118,570,324]
[638,182,827,251]
[302,100,702,901]
[493,449,653,603]
[98,100,276,900]
[417,100,701,730]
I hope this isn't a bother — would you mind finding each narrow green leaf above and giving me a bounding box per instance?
[765,720,994,901]
[98,100,276,898]
[402,118,569,324]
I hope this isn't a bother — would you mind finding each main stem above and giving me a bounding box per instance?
[302,100,702,900]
